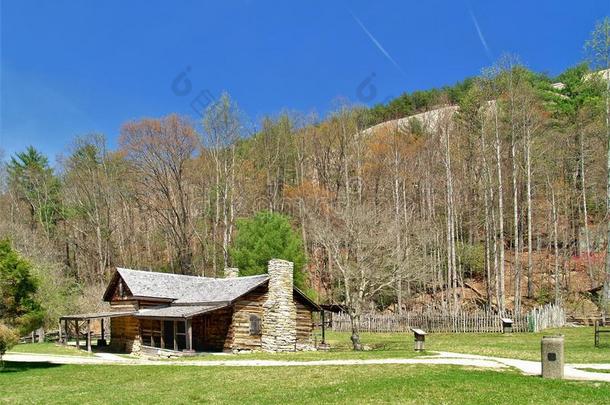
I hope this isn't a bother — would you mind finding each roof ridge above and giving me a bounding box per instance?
[112,267,271,305]
[117,267,205,279]
[117,267,270,281]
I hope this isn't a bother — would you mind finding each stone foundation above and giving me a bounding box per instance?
[130,335,142,355]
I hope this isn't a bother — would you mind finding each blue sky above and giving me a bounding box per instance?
[1,0,609,164]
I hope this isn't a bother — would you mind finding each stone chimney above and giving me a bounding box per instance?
[261,259,297,352]
[224,267,239,278]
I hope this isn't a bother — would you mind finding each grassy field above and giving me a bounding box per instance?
[9,327,609,364]
[427,327,607,363]
[319,327,608,364]
[4,327,610,404]
[8,342,94,357]
[170,327,609,363]
[1,361,610,404]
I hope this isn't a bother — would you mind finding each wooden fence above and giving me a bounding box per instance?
[330,304,565,333]
[527,304,566,332]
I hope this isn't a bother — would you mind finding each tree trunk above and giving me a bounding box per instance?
[393,137,403,314]
[602,71,610,314]
[349,312,363,351]
[511,118,522,312]
[579,127,594,287]
[493,102,506,314]
[550,180,561,305]
[525,127,534,298]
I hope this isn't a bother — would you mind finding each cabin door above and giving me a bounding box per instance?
[192,316,206,351]
[163,320,174,350]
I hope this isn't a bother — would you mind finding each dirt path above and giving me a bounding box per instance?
[435,351,610,382]
[5,351,610,383]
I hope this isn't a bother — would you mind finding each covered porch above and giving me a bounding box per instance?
[59,311,134,352]
[135,304,232,354]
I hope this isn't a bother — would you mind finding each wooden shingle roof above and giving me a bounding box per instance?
[103,267,269,304]
[135,304,227,319]
[102,267,320,311]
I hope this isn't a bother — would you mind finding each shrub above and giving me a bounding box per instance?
[0,323,18,365]
[0,238,45,334]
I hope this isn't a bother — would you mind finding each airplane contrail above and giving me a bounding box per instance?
[469,8,493,61]
[349,10,406,76]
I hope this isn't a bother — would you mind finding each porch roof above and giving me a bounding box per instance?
[60,310,135,320]
[134,304,228,319]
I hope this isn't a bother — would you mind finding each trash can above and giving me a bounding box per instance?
[541,335,564,379]
[501,318,513,334]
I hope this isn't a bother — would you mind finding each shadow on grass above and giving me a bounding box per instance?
[0,361,63,373]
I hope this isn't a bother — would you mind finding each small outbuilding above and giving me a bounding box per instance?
[61,259,320,354]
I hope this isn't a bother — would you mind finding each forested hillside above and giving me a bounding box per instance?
[2,20,610,332]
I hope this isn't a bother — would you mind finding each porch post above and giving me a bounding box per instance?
[321,311,326,344]
[173,321,177,351]
[86,319,92,352]
[160,320,165,349]
[64,319,69,345]
[58,319,63,344]
[101,318,105,341]
[185,318,193,352]
[75,320,80,349]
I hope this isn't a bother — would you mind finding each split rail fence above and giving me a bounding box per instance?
[330,304,565,333]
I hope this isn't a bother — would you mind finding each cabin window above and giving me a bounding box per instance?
[175,321,187,351]
[249,314,261,335]
[118,281,124,298]
[140,319,162,348]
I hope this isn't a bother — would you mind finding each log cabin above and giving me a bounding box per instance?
[60,259,320,354]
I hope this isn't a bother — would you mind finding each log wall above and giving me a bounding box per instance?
[193,307,233,351]
[228,286,267,350]
[226,287,316,351]
[109,301,140,353]
[296,300,313,345]
[110,316,140,352]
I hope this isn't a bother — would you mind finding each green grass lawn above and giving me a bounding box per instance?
[10,327,609,364]
[337,327,607,364]
[4,328,610,404]
[176,327,608,363]
[8,342,94,357]
[1,362,608,404]
[171,333,427,361]
[427,327,607,363]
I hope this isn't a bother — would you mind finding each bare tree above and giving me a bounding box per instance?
[483,71,507,314]
[438,109,459,311]
[120,114,198,274]
[586,17,610,309]
[202,93,243,272]
[307,200,403,350]
[62,134,119,284]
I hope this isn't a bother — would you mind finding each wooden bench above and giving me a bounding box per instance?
[594,319,610,347]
